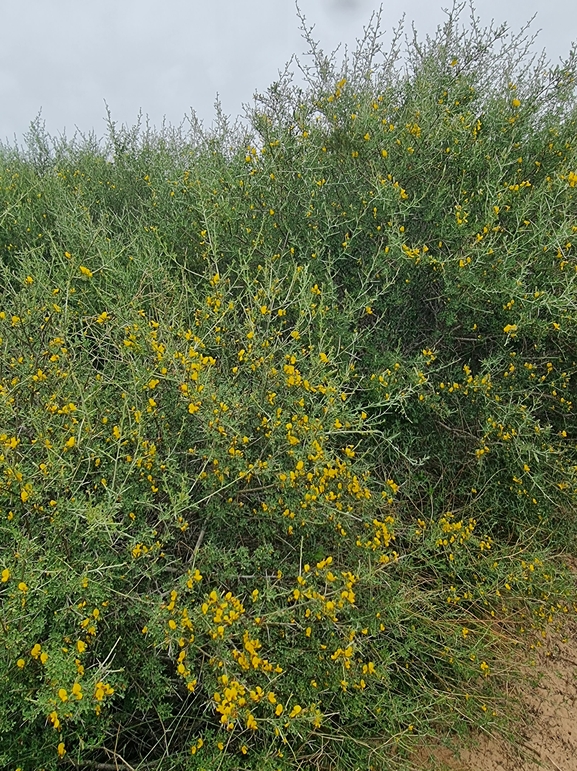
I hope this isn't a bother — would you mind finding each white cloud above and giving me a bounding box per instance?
[1,0,575,144]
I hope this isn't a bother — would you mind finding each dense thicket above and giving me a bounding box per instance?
[1,4,577,770]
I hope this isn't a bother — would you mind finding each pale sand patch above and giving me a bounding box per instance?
[413,624,577,771]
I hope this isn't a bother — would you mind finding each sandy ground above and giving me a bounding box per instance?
[415,626,577,771]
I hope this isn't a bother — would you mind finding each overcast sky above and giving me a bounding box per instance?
[1,0,576,145]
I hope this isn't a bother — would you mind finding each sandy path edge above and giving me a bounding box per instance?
[412,622,577,771]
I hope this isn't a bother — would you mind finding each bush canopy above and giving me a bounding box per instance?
[1,3,577,769]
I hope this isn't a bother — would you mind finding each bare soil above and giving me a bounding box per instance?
[414,625,577,771]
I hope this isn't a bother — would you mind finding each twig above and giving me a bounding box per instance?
[192,525,206,561]
[545,753,564,771]
[66,761,154,771]
[103,749,137,771]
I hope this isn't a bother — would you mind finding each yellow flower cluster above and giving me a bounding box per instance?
[357,515,395,549]
[231,630,279,673]
[288,559,358,621]
[201,589,245,639]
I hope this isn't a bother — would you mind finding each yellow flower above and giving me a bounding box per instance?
[94,681,114,700]
[17,658,26,668]
[58,688,68,702]
[512,98,521,108]
[289,704,302,718]
[275,703,283,716]
[246,713,258,730]
[503,324,517,334]
[79,265,93,278]
[18,582,28,592]
[1,568,9,582]
[57,742,66,757]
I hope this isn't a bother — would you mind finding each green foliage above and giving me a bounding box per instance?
[1,3,577,769]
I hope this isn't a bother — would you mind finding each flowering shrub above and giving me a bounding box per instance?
[1,4,577,770]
